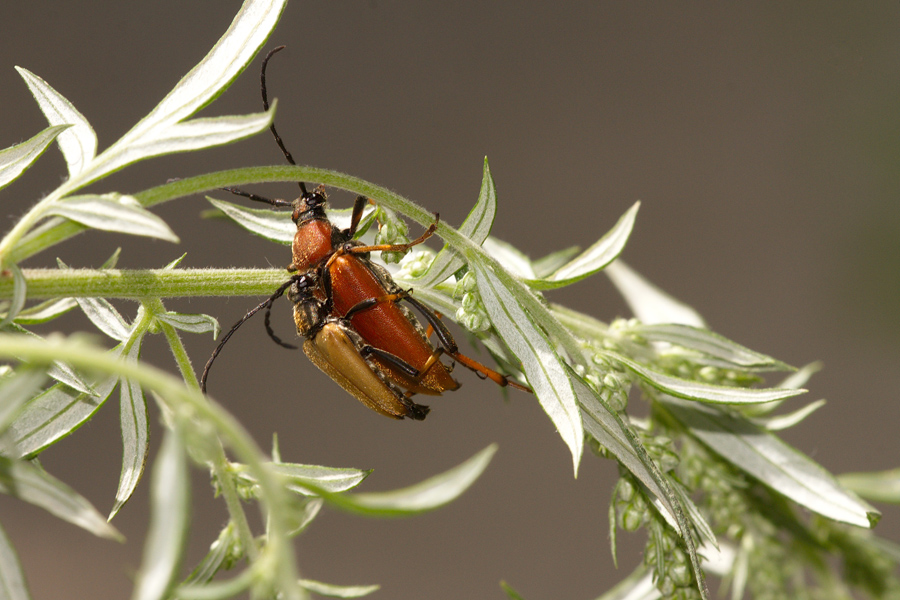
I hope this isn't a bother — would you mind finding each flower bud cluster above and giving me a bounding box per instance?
[396,250,434,279]
[453,271,490,333]
[373,205,410,264]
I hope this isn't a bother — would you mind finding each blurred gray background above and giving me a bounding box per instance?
[1,2,899,598]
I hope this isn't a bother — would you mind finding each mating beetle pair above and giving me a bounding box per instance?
[200,47,529,419]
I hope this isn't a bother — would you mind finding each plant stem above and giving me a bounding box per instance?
[0,268,287,299]
[152,300,260,562]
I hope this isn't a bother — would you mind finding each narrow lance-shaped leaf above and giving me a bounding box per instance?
[660,394,880,528]
[0,456,122,541]
[311,444,497,516]
[605,260,706,327]
[416,157,498,287]
[110,341,149,520]
[7,324,95,395]
[9,342,130,458]
[527,201,640,290]
[0,125,70,191]
[632,323,793,371]
[131,426,190,600]
[838,468,900,505]
[0,521,30,600]
[15,67,97,177]
[298,579,380,599]
[46,195,179,243]
[233,462,371,496]
[469,255,583,474]
[73,0,288,186]
[155,312,220,338]
[207,197,294,243]
[0,369,48,436]
[603,350,806,405]
[573,370,709,598]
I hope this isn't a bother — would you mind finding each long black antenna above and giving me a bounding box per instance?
[261,45,308,196]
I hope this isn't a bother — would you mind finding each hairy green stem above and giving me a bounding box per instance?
[150,299,260,562]
[0,268,287,299]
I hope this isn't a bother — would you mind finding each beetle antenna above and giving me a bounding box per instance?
[261,46,308,196]
[201,278,296,394]
[221,186,293,208]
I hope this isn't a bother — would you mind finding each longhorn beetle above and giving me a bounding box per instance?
[200,46,530,417]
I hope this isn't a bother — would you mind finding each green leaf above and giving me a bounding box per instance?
[605,260,705,327]
[75,296,132,341]
[6,324,95,395]
[9,342,129,458]
[0,125,70,191]
[481,237,535,278]
[469,256,583,475]
[526,201,640,290]
[155,312,220,338]
[73,0,288,186]
[0,369,48,436]
[631,323,793,371]
[0,265,27,329]
[125,109,275,158]
[319,444,497,516]
[131,426,190,600]
[110,338,149,520]
[207,197,294,243]
[46,195,179,243]
[754,399,826,431]
[233,462,371,496]
[0,456,122,541]
[838,468,900,504]
[0,521,30,600]
[15,67,97,177]
[298,579,380,598]
[592,565,658,600]
[415,157,497,287]
[12,298,77,324]
[531,245,581,279]
[182,523,240,586]
[661,394,880,527]
[604,350,806,405]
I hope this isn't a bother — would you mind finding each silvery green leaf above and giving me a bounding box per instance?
[234,462,371,496]
[73,296,131,342]
[322,444,497,516]
[0,455,122,541]
[207,197,294,243]
[0,125,69,191]
[574,371,707,596]
[777,361,822,390]
[603,350,806,405]
[532,245,581,279]
[110,339,148,520]
[155,312,220,338]
[838,468,900,504]
[416,157,497,287]
[660,394,880,527]
[123,109,273,160]
[76,0,287,185]
[163,254,187,270]
[527,201,639,290]
[470,256,583,474]
[5,324,95,395]
[0,265,27,330]
[183,524,239,585]
[754,399,826,431]
[632,323,792,371]
[605,260,705,327]
[481,237,535,278]
[15,67,97,177]
[0,522,30,600]
[100,247,122,269]
[132,427,190,600]
[13,298,77,324]
[0,369,47,436]
[46,194,179,242]
[298,579,380,598]
[9,344,126,458]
